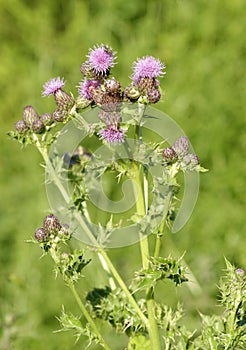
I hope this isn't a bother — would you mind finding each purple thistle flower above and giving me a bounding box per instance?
[132,56,165,84]
[42,77,65,97]
[87,44,116,74]
[78,79,101,100]
[98,126,125,143]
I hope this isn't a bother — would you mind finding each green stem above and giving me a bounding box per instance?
[68,281,111,350]
[49,247,111,350]
[154,189,172,258]
[133,106,162,350]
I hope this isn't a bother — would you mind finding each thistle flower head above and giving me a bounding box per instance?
[87,44,116,75]
[31,120,45,134]
[15,120,28,133]
[43,214,61,233]
[162,147,177,162]
[172,136,190,158]
[132,56,165,84]
[147,88,161,103]
[42,77,65,97]
[40,113,53,126]
[183,153,199,169]
[78,79,101,100]
[35,227,49,243]
[98,126,125,143]
[23,105,39,126]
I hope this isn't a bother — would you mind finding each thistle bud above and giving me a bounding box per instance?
[53,109,66,122]
[40,113,53,126]
[162,147,177,163]
[104,78,121,95]
[136,77,156,92]
[54,89,74,111]
[43,214,61,234]
[235,268,245,277]
[31,120,45,134]
[123,86,140,100]
[80,61,91,77]
[183,153,199,170]
[23,106,39,127]
[172,136,189,158]
[15,120,28,133]
[147,88,161,104]
[35,227,49,242]
[91,88,105,106]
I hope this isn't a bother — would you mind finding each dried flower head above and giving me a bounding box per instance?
[87,44,116,75]
[132,56,165,84]
[42,77,65,97]
[98,126,125,143]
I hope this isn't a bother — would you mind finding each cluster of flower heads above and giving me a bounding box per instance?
[15,106,53,134]
[162,136,200,170]
[15,43,165,143]
[78,44,165,143]
[34,214,70,249]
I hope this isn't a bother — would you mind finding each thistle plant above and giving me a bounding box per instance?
[9,43,245,349]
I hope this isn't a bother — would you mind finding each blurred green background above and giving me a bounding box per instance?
[0,0,245,349]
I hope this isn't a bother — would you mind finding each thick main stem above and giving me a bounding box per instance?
[154,189,172,258]
[133,105,162,350]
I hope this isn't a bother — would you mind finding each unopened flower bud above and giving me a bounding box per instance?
[43,214,61,233]
[235,268,245,276]
[123,86,140,100]
[104,78,121,95]
[40,113,53,126]
[15,120,28,133]
[80,61,91,77]
[23,106,39,127]
[162,147,177,162]
[91,88,105,106]
[183,153,199,167]
[172,136,189,158]
[35,227,49,242]
[147,88,161,103]
[136,77,157,92]
[31,120,45,134]
[53,109,66,122]
[54,89,74,111]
